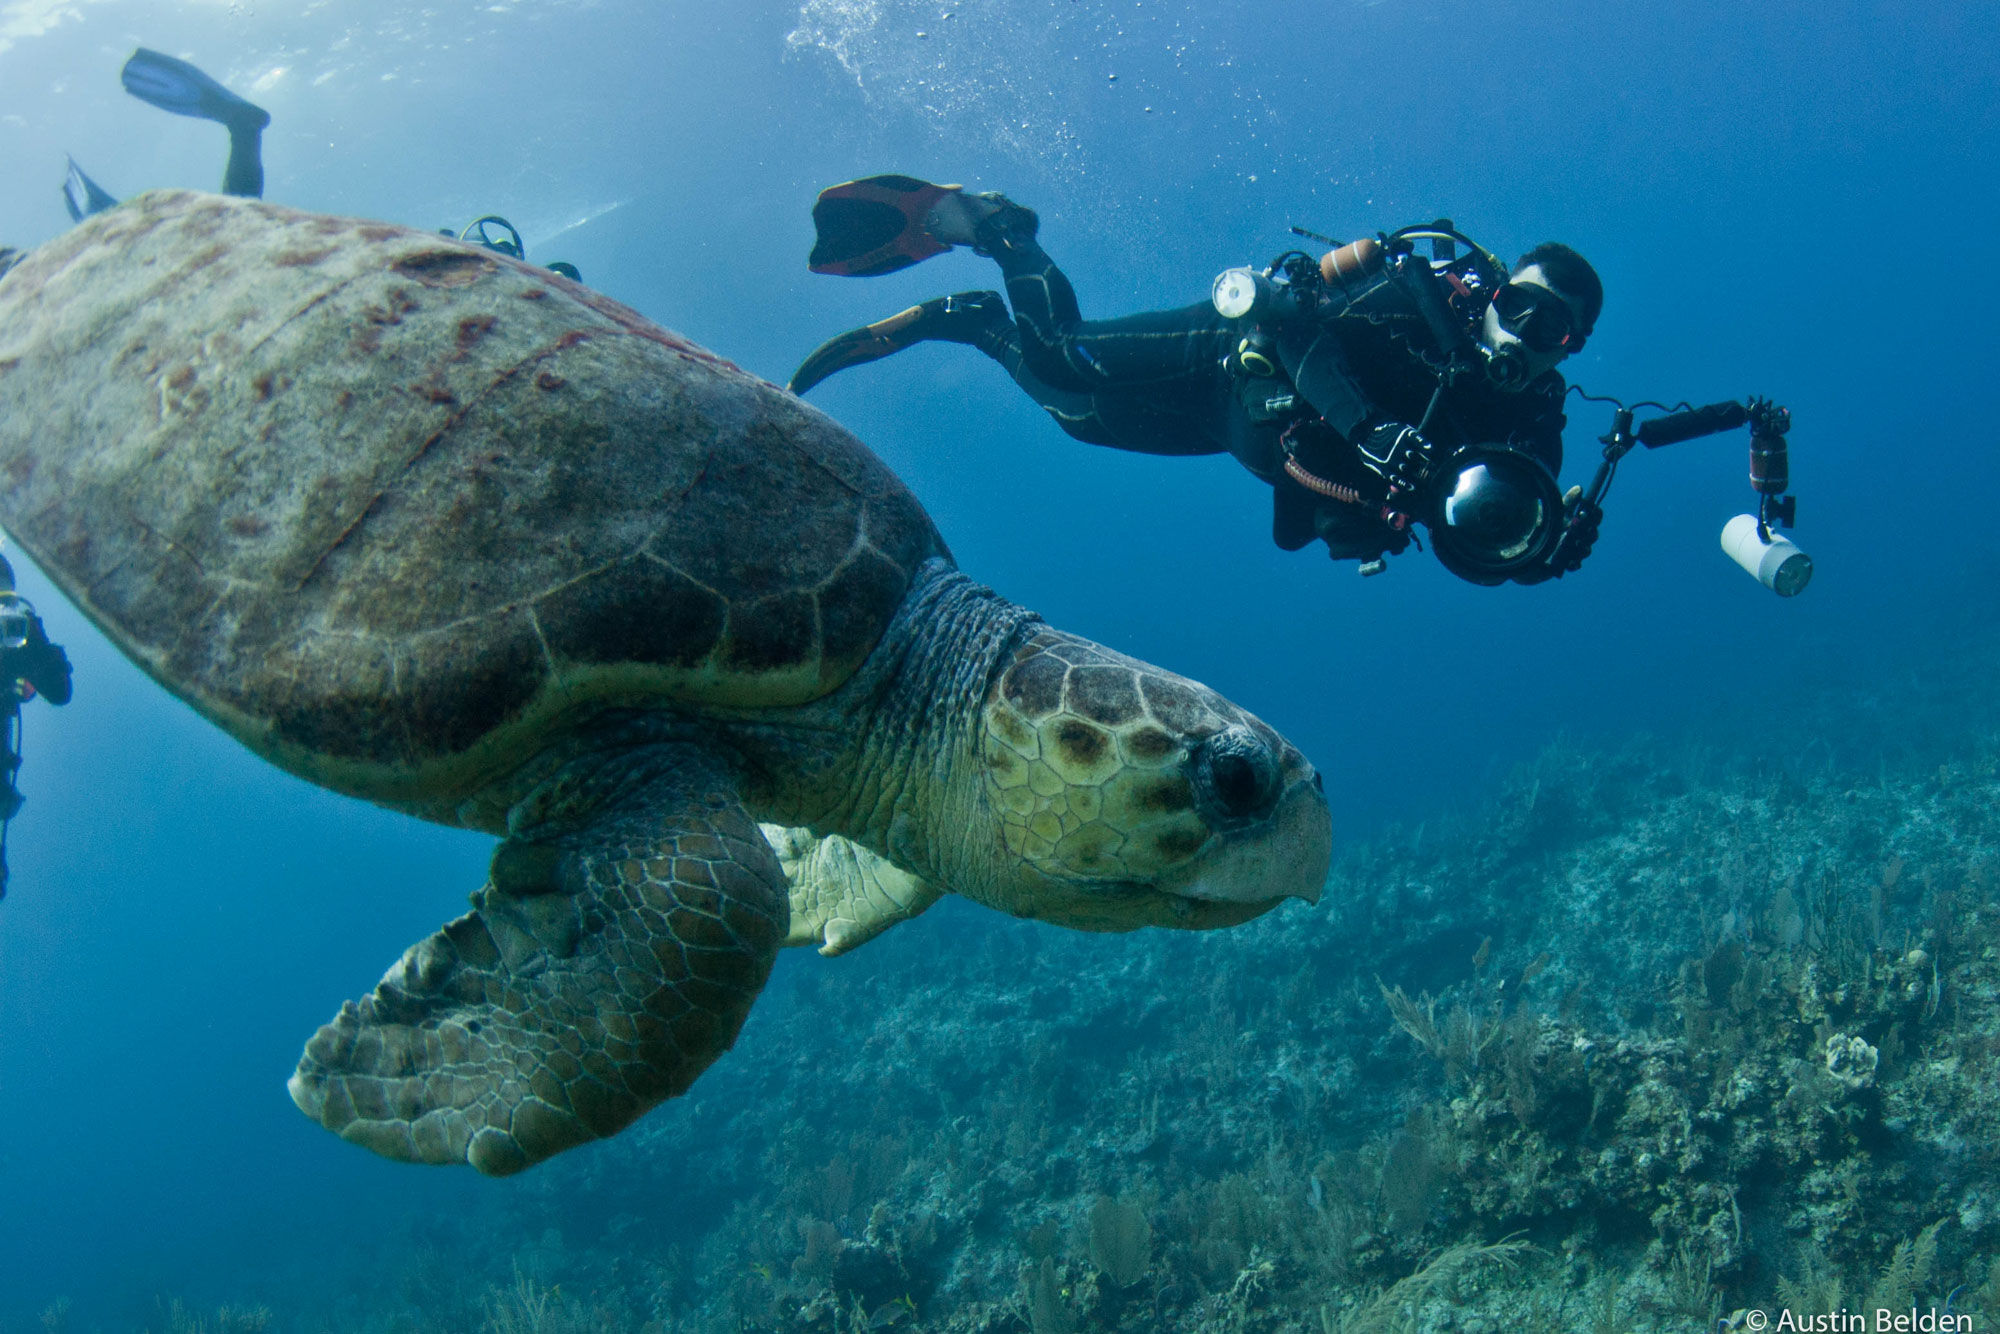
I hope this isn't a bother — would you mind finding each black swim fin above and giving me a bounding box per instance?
[808,174,965,278]
[789,291,1009,394]
[120,47,270,130]
[63,155,120,223]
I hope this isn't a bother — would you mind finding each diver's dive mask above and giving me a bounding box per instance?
[1480,280,1586,391]
[1491,281,1582,353]
[1421,446,1566,585]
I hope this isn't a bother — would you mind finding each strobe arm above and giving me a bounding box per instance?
[1548,394,1798,572]
[1633,399,1751,447]
[1632,396,1796,531]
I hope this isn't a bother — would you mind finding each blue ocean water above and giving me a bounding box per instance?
[0,0,1994,1324]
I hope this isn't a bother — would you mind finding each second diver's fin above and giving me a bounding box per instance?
[120,47,270,130]
[62,155,119,224]
[788,290,1009,395]
[808,174,962,278]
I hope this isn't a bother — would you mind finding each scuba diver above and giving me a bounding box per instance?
[65,47,271,222]
[0,551,73,901]
[443,215,585,283]
[63,50,587,285]
[790,176,1606,584]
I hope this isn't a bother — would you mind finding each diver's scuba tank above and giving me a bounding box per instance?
[1318,236,1384,296]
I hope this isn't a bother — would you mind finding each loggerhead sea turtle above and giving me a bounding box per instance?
[0,192,1331,1175]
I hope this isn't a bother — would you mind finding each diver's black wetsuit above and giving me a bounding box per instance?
[965,223,1569,561]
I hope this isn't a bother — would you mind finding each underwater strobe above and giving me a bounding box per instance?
[1562,396,1811,597]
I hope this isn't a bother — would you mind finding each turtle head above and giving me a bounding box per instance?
[968,629,1331,931]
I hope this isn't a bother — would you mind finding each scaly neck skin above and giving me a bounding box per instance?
[479,562,1033,892]
[738,560,1036,892]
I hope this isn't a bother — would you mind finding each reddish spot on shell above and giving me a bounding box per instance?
[519,288,548,301]
[412,383,458,405]
[456,314,497,349]
[357,225,403,243]
[556,330,590,350]
[252,373,275,400]
[272,246,335,267]
[536,371,566,391]
[227,514,270,537]
[392,251,494,288]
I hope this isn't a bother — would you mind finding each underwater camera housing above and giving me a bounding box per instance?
[1422,447,1567,585]
[0,595,32,651]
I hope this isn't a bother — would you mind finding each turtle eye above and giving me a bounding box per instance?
[1190,727,1281,825]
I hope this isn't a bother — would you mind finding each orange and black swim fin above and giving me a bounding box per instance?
[808,174,961,277]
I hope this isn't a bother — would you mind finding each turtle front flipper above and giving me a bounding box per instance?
[764,825,943,956]
[288,747,787,1176]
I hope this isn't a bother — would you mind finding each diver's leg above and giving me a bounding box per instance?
[221,121,266,198]
[789,290,1013,395]
[954,308,1223,456]
[119,48,269,197]
[956,207,1234,393]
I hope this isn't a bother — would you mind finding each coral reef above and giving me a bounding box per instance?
[27,648,2000,1332]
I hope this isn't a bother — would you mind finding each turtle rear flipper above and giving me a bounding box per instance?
[288,747,787,1176]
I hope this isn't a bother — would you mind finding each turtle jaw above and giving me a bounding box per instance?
[1152,774,1331,906]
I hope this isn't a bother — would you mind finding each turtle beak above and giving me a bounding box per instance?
[1162,742,1330,905]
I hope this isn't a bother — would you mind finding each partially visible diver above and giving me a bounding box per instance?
[791,176,1606,585]
[442,215,585,284]
[63,52,586,283]
[66,47,271,221]
[0,550,73,902]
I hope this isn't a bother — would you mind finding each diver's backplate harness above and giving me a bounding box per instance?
[1211,221,1809,593]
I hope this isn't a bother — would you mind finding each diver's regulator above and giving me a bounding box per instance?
[1209,226,1812,595]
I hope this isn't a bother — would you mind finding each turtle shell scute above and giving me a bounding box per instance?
[536,557,726,670]
[0,194,948,799]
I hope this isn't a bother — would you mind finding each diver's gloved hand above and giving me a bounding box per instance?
[1549,486,1601,576]
[22,639,72,706]
[1353,420,1435,496]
